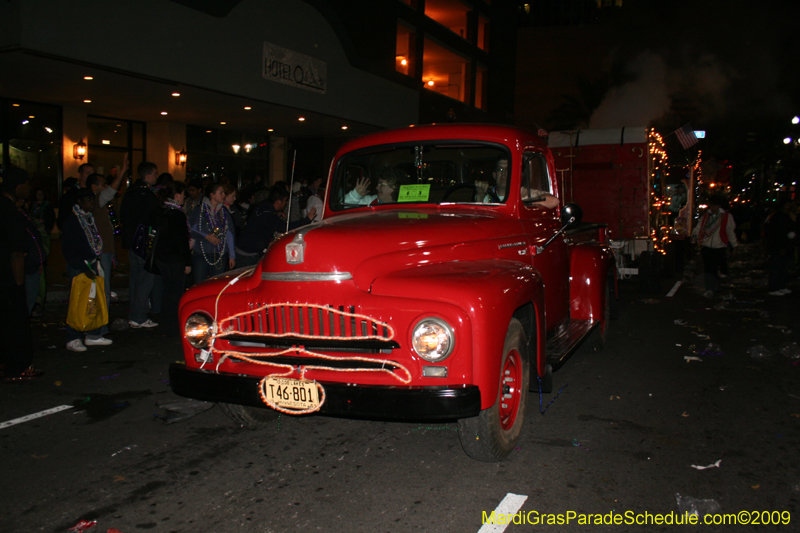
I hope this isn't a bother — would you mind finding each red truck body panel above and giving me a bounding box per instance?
[550,128,652,242]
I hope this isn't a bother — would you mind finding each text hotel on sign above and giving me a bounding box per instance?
[263,42,326,94]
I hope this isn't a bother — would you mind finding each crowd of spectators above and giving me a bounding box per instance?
[106,168,325,337]
[1,159,326,378]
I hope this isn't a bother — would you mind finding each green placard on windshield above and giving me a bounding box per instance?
[397,184,430,202]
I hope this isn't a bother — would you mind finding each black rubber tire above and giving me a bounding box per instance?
[458,318,530,462]
[593,279,612,352]
[218,402,279,427]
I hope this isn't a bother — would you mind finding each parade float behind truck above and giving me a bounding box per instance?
[170,124,615,462]
[549,127,686,286]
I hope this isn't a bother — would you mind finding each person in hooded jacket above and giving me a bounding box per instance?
[235,185,316,268]
[120,161,160,328]
[62,189,112,351]
[150,181,192,335]
[765,198,796,296]
[1,167,43,379]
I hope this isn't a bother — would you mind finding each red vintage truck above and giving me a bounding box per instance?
[170,124,615,462]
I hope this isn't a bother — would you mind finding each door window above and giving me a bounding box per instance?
[521,152,551,202]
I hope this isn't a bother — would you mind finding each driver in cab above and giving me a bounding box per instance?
[476,158,559,209]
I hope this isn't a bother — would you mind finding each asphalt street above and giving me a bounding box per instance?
[1,245,799,533]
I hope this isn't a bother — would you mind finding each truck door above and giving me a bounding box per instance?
[519,151,570,331]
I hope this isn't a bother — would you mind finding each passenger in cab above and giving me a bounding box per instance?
[344,168,403,206]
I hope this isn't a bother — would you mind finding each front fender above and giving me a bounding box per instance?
[371,259,545,410]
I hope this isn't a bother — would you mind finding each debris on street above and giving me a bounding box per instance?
[675,494,721,518]
[747,345,772,359]
[690,459,722,470]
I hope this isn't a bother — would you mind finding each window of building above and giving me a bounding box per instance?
[475,65,488,109]
[477,14,489,51]
[88,117,128,148]
[422,38,470,103]
[87,116,145,183]
[186,125,269,190]
[425,0,470,40]
[1,100,62,204]
[396,23,415,76]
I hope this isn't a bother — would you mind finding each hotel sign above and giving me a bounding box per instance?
[263,42,326,94]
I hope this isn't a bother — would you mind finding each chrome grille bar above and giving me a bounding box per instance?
[221,303,394,341]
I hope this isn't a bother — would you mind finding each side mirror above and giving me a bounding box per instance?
[561,203,583,227]
[537,202,584,255]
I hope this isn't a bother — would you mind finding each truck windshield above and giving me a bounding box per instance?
[329,142,512,211]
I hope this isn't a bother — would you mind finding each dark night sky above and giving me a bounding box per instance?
[583,0,800,164]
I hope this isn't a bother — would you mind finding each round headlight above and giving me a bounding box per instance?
[412,318,454,362]
[185,313,214,349]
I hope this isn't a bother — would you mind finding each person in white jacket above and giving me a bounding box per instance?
[343,168,402,206]
[304,176,324,222]
[692,194,737,298]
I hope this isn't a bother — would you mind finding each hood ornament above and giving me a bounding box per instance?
[285,233,306,264]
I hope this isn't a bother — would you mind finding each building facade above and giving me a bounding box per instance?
[0,0,516,200]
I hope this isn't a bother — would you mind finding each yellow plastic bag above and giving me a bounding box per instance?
[66,273,108,332]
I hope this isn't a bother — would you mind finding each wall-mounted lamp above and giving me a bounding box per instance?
[244,144,253,153]
[176,148,187,166]
[232,144,241,154]
[73,140,87,160]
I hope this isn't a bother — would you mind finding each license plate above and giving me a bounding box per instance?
[263,377,321,411]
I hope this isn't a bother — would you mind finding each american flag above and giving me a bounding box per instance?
[675,124,699,149]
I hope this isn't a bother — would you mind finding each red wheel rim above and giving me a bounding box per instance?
[499,348,522,431]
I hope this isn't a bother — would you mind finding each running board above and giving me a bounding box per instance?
[546,319,599,371]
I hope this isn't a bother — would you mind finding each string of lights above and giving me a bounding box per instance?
[648,128,671,255]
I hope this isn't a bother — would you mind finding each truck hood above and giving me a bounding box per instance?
[260,208,517,292]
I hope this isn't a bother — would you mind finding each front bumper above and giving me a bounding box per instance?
[169,363,481,421]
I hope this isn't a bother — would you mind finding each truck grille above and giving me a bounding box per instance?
[219,303,395,341]
[212,303,409,384]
